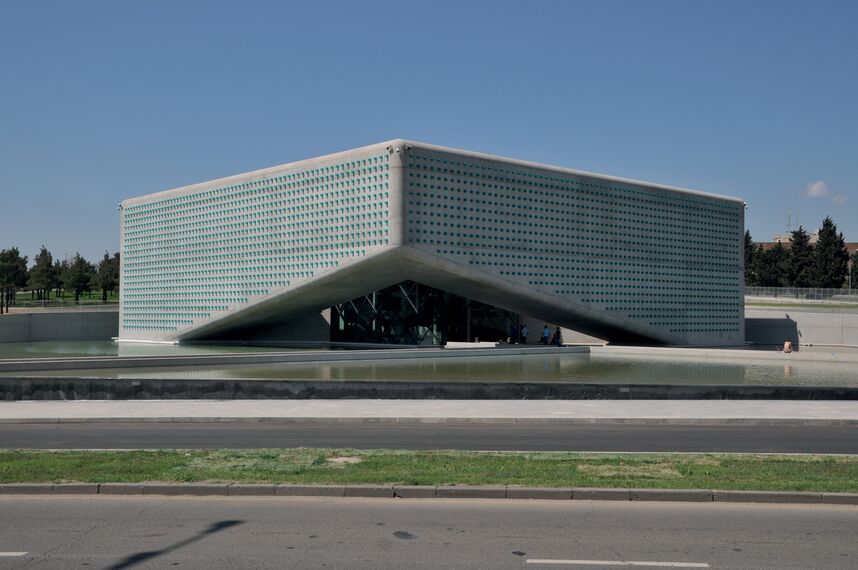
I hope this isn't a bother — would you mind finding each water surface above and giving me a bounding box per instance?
[0,340,295,359]
[2,347,856,387]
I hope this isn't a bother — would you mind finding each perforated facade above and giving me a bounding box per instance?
[119,140,744,345]
[121,144,392,340]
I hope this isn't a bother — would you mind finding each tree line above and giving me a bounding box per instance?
[3,216,855,314]
[745,216,858,288]
[0,247,120,314]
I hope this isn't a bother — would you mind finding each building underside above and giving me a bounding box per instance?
[330,281,520,345]
[204,279,522,346]
[181,247,662,345]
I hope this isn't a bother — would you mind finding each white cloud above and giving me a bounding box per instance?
[833,194,847,206]
[805,180,829,198]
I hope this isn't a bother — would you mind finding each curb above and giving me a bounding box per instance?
[0,484,856,505]
[1,417,857,427]
[3,377,858,402]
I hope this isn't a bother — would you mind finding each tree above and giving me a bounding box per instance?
[94,251,120,302]
[61,253,95,303]
[812,216,849,289]
[744,230,761,286]
[757,243,790,287]
[787,226,815,287]
[27,246,58,301]
[53,259,67,298]
[0,247,29,314]
[850,251,858,293]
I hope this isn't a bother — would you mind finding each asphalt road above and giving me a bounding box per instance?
[0,497,856,569]
[1,422,857,453]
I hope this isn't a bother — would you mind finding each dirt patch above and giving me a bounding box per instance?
[328,456,362,466]
[686,456,720,467]
[578,463,681,479]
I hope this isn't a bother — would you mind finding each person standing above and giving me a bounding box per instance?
[520,324,529,345]
[541,325,550,345]
[508,323,518,344]
[550,326,562,346]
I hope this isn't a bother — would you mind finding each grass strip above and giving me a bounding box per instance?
[1,449,857,492]
[746,302,858,309]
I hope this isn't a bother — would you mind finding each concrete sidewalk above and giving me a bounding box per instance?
[1,399,858,426]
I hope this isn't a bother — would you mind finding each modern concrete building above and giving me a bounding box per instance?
[119,140,745,346]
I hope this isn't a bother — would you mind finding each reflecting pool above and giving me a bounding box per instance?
[0,340,296,359]
[2,345,858,387]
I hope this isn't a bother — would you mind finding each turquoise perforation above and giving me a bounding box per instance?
[405,150,742,341]
[121,154,390,332]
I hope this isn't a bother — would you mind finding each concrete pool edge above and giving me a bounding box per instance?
[3,418,858,427]
[589,345,858,363]
[2,378,858,401]
[2,344,858,375]
[0,346,584,373]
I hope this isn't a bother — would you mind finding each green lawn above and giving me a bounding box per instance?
[2,449,857,492]
[11,290,118,306]
[746,301,858,309]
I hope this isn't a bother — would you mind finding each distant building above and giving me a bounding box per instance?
[119,140,745,346]
[772,233,817,245]
[760,235,858,255]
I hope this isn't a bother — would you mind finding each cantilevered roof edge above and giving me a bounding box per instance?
[401,139,744,205]
[120,139,398,208]
[122,138,743,207]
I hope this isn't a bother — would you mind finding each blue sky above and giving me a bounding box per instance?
[1,0,856,262]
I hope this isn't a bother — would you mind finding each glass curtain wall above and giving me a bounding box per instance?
[331,281,518,345]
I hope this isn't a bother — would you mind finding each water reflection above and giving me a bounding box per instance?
[3,351,857,387]
[0,341,294,359]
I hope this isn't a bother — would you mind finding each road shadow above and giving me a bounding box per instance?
[109,519,243,569]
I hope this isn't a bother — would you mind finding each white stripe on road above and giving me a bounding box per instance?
[526,560,709,568]
[0,552,27,557]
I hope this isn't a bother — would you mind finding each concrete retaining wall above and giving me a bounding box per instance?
[0,311,118,343]
[1,378,856,401]
[4,306,858,354]
[746,308,858,348]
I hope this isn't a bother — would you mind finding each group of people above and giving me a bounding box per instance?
[507,324,563,345]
